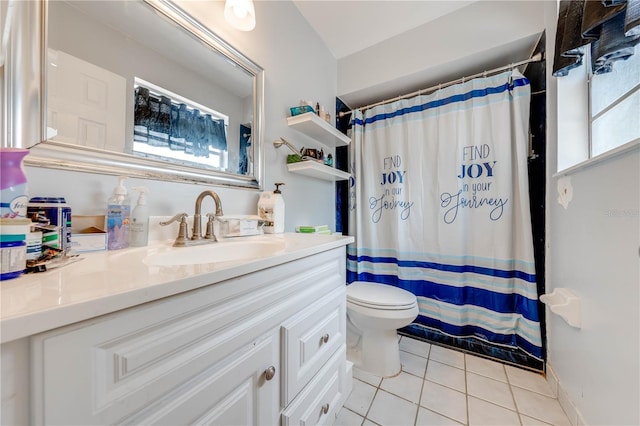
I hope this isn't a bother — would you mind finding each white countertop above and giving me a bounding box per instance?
[0,233,354,344]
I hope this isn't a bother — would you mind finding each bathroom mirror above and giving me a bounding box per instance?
[8,0,264,189]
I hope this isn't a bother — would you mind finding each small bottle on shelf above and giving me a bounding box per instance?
[325,154,333,167]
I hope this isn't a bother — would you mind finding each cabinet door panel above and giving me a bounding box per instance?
[282,286,346,405]
[121,333,279,426]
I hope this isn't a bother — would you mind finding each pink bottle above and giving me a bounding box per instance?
[0,148,29,218]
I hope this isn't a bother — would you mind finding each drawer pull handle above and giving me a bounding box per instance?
[321,403,330,415]
[322,333,330,344]
[264,366,276,381]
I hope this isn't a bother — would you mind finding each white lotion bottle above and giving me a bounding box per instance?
[258,182,285,234]
[130,186,149,247]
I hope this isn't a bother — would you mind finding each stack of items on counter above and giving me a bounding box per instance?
[0,149,74,280]
[2,148,87,280]
[1,148,31,280]
[1,145,151,280]
[1,192,79,278]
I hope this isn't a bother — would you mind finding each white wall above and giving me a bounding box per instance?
[338,0,545,107]
[25,0,339,231]
[544,2,640,425]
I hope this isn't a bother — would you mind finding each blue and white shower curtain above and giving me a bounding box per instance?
[347,70,542,360]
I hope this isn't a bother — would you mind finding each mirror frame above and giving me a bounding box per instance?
[6,0,264,190]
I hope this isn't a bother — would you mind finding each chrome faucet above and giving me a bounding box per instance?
[160,190,224,247]
[192,190,224,241]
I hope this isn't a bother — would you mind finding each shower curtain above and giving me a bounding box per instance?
[347,70,542,360]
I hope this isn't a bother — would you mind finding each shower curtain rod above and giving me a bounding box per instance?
[340,52,543,116]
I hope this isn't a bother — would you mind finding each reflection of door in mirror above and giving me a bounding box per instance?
[47,49,126,152]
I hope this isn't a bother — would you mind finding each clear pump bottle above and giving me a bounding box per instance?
[107,176,130,250]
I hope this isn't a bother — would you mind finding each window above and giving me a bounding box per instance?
[589,43,640,157]
[557,44,640,173]
[132,78,230,171]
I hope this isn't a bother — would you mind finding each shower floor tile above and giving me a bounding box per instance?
[335,336,572,426]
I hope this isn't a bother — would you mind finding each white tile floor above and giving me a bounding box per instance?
[335,336,571,426]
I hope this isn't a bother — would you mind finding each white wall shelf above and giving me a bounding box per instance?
[540,288,581,329]
[286,161,350,181]
[287,112,350,148]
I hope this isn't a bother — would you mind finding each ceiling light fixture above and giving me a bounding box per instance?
[224,0,256,31]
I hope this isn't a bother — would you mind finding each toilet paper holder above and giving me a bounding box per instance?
[539,288,581,329]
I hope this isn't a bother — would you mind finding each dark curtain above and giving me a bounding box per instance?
[553,0,640,76]
[133,86,227,157]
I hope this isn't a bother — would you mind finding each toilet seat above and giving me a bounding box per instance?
[347,282,417,310]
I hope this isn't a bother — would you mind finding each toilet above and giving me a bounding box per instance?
[346,282,419,377]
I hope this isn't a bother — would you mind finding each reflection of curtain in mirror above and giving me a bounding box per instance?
[146,95,161,146]
[203,114,215,158]
[238,124,251,174]
[146,95,171,147]
[168,104,181,150]
[189,110,203,156]
[184,108,196,155]
[134,83,228,158]
[174,104,190,151]
[156,96,172,147]
[134,87,151,143]
[211,119,227,151]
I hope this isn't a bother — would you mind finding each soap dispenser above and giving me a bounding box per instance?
[130,186,149,247]
[258,182,285,234]
[107,176,131,250]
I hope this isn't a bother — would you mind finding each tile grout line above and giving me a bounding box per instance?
[504,364,526,426]
[417,343,471,426]
[411,341,432,426]
[465,367,525,419]
[339,407,365,426]
[507,367,569,426]
[464,354,470,426]
[423,345,472,426]
[363,384,378,424]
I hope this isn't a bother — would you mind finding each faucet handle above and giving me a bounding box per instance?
[160,212,188,226]
[160,213,190,245]
[204,213,217,240]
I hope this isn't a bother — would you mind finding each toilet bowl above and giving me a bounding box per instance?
[346,282,419,377]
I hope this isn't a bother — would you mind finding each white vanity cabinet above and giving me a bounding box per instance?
[24,247,350,425]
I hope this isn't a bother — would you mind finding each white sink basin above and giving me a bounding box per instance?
[143,239,286,266]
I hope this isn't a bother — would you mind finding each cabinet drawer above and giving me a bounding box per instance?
[281,286,346,405]
[281,345,345,426]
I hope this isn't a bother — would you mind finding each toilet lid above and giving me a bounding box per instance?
[347,282,417,309]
